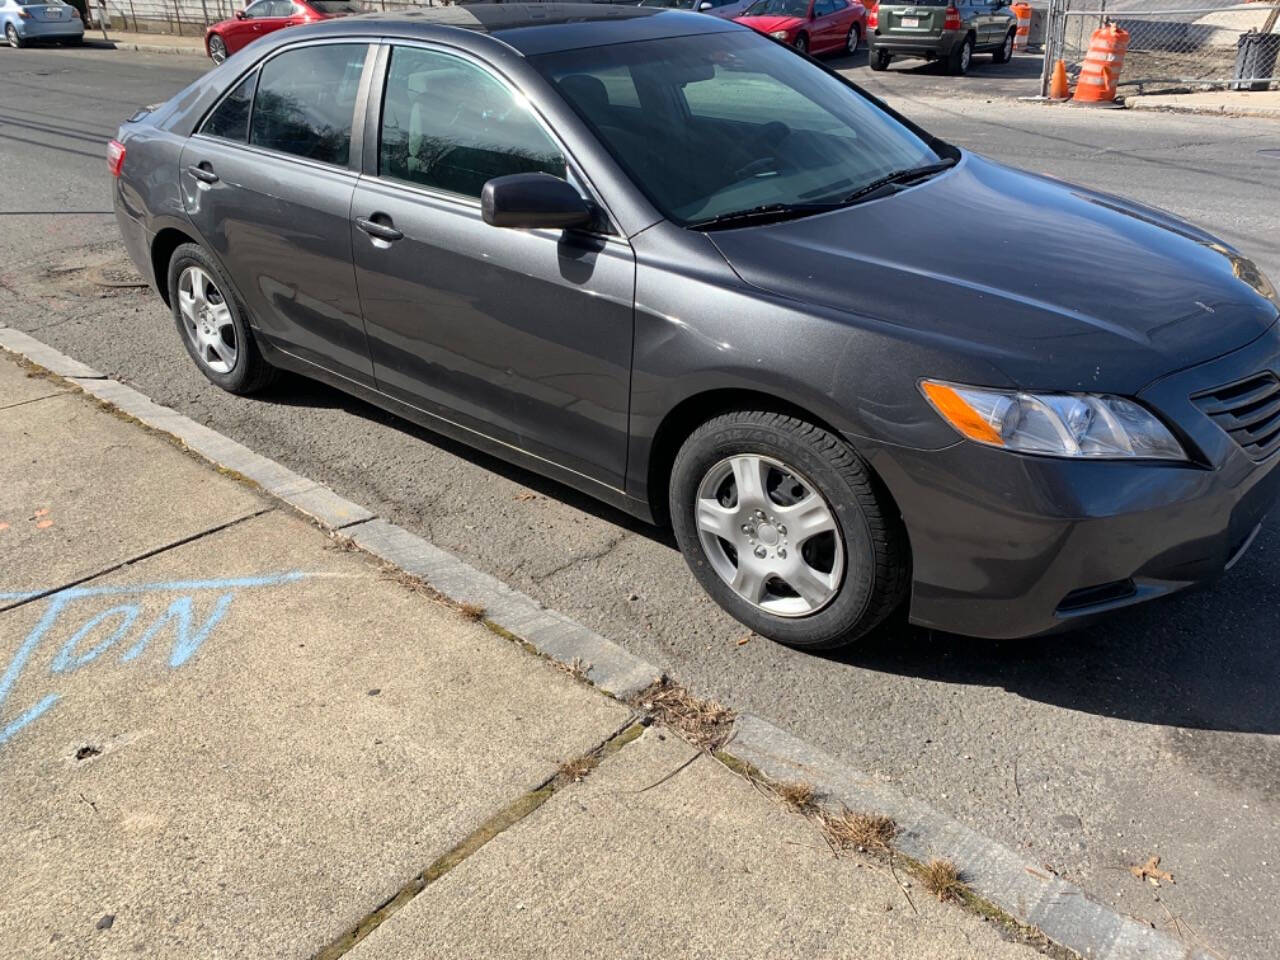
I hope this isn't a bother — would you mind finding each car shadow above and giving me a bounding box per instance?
[827,532,1280,735]
[253,371,675,547]
[254,379,1277,737]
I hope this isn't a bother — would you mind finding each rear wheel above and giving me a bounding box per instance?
[846,22,861,53]
[208,33,227,64]
[6,23,26,47]
[168,243,276,395]
[992,28,1014,63]
[793,32,809,54]
[947,34,974,74]
[669,410,910,650]
[870,48,891,70]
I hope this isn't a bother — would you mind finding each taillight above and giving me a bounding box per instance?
[867,2,877,27]
[107,139,126,178]
[17,8,31,16]
[943,4,961,28]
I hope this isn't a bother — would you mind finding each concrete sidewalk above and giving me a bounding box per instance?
[0,350,1045,958]
[86,31,208,57]
[1126,88,1280,119]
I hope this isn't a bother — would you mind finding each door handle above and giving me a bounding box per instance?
[188,164,219,184]
[355,216,403,242]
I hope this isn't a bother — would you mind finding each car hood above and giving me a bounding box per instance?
[735,14,805,30]
[708,152,1279,394]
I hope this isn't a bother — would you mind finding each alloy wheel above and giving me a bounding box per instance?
[960,39,972,71]
[1002,33,1012,60]
[177,265,238,374]
[694,454,845,617]
[209,35,226,63]
[7,24,19,47]
[847,24,860,53]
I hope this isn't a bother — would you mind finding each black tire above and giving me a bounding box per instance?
[870,48,891,70]
[845,22,861,54]
[946,34,974,74]
[991,28,1014,63]
[167,243,277,395]
[793,32,808,54]
[669,410,910,650]
[7,23,26,48]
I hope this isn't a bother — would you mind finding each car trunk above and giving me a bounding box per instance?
[878,0,947,38]
[25,3,76,19]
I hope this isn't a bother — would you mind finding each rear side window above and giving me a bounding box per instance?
[249,43,367,166]
[378,46,566,199]
[201,71,258,143]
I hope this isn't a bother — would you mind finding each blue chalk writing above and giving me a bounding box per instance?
[1,571,317,749]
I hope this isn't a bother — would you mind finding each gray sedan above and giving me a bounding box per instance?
[110,4,1280,649]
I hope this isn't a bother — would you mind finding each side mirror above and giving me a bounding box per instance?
[234,8,246,17]
[482,173,592,231]
[698,1,713,9]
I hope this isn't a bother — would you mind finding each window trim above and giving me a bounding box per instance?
[191,38,376,175]
[360,39,622,240]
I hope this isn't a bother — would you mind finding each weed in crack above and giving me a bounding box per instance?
[919,857,967,902]
[631,679,734,751]
[821,809,897,853]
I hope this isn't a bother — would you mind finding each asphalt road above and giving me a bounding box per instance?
[2,44,1279,959]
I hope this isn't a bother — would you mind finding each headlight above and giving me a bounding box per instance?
[920,380,1185,460]
[770,29,791,38]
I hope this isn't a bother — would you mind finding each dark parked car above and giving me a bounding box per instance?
[110,5,1280,649]
[866,0,1017,74]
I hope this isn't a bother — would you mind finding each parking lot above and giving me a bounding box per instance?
[1,40,1279,958]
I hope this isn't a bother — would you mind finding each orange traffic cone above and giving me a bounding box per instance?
[1072,24,1130,103]
[1049,58,1069,99]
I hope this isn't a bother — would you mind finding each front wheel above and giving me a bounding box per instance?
[870,48,891,70]
[793,33,809,54]
[669,411,910,650]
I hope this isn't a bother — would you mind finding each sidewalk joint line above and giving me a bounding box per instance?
[0,391,69,412]
[0,507,274,614]
[313,716,645,960]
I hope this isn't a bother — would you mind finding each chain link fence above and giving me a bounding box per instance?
[90,0,447,37]
[1041,0,1280,93]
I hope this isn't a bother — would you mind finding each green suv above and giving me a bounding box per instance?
[866,0,1017,74]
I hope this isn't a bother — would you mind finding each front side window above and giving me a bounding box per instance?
[745,0,810,16]
[249,43,367,166]
[241,0,272,18]
[308,0,363,11]
[379,46,566,199]
[534,32,940,226]
[201,70,258,142]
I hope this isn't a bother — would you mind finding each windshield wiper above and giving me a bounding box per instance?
[686,201,842,231]
[841,158,958,206]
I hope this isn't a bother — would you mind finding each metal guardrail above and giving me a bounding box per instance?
[1041,0,1280,94]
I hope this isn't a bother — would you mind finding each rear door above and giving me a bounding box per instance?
[349,43,635,488]
[180,41,376,384]
[969,0,996,45]
[809,0,845,50]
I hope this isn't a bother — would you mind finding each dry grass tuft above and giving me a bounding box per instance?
[458,602,486,622]
[821,809,897,852]
[556,656,591,683]
[919,857,966,902]
[558,755,593,781]
[632,680,735,751]
[774,780,819,813]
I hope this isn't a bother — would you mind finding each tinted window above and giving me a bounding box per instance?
[535,32,938,225]
[814,0,838,13]
[379,46,566,199]
[249,44,366,166]
[242,0,271,17]
[745,0,809,15]
[201,70,258,143]
[309,0,362,11]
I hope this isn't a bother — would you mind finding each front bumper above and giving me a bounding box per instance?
[866,322,1280,639]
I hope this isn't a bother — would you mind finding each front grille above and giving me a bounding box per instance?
[1192,372,1280,460]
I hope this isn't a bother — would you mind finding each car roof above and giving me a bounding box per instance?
[299,2,741,55]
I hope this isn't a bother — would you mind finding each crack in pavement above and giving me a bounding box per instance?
[531,533,628,584]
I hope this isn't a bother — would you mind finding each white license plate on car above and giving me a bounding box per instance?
[901,16,919,26]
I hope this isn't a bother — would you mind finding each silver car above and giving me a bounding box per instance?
[2,0,83,46]
[638,0,754,18]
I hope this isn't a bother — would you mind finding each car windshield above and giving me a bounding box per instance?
[639,0,699,7]
[533,32,942,227]
[308,0,362,11]
[743,0,809,16]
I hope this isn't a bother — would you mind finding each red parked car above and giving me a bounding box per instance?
[204,0,361,63]
[734,0,866,55]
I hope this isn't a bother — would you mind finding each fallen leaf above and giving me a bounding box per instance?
[36,520,54,530]
[1130,856,1173,886]
[34,508,50,518]
[736,636,751,646]
[514,491,537,502]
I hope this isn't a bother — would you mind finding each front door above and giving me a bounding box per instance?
[349,44,635,488]
[180,41,375,383]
